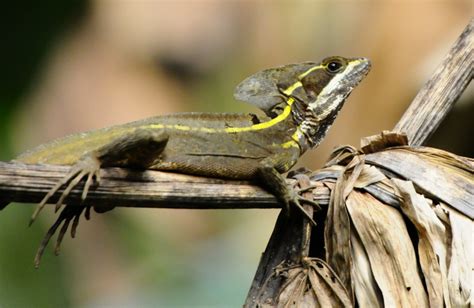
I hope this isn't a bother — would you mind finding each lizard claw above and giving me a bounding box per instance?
[286,190,318,226]
[290,195,320,226]
[295,195,321,211]
[34,205,85,268]
[295,184,319,194]
[29,156,100,226]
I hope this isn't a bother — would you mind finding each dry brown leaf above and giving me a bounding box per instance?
[309,259,352,307]
[393,178,450,307]
[346,191,428,307]
[324,155,366,298]
[350,228,383,308]
[444,207,472,307]
[360,130,409,154]
[249,137,472,307]
[275,259,351,308]
[353,165,386,188]
[365,147,474,218]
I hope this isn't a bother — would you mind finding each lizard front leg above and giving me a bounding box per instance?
[256,154,318,225]
[32,129,169,267]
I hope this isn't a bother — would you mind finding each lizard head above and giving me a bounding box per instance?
[282,56,371,150]
[234,56,370,151]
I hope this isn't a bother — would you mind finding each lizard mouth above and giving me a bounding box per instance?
[348,57,371,83]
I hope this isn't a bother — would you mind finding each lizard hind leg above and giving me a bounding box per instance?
[29,128,169,226]
[31,128,169,267]
[31,129,170,267]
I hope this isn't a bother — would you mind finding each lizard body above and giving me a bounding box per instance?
[10,56,371,266]
[17,111,299,178]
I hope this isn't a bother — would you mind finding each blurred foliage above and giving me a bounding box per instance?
[0,206,71,307]
[0,1,87,159]
[0,1,86,307]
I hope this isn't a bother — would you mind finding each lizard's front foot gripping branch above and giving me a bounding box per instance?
[286,188,318,226]
[257,164,318,225]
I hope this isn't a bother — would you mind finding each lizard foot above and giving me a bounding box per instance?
[294,186,321,212]
[29,155,100,226]
[295,184,319,194]
[286,189,318,226]
[34,204,89,268]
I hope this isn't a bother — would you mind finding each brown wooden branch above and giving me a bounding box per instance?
[0,161,276,208]
[0,162,332,209]
[394,19,473,146]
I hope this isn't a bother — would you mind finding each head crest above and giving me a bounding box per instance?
[234,62,315,116]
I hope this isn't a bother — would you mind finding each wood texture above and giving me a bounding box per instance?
[0,161,276,208]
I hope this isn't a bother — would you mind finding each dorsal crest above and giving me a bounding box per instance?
[233,62,316,116]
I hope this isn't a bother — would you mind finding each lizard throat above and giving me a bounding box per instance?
[296,58,370,150]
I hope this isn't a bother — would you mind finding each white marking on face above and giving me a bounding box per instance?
[308,60,362,120]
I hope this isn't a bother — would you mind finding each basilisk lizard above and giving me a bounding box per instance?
[6,56,370,267]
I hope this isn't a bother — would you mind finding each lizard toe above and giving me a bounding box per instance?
[34,205,86,268]
[286,191,317,225]
[295,195,321,210]
[30,156,100,226]
[29,168,80,226]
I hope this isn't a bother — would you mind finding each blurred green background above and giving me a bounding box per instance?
[0,1,472,307]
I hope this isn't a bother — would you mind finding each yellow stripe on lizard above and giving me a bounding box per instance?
[298,64,324,79]
[145,68,318,135]
[147,97,297,134]
[225,97,295,133]
[282,81,303,96]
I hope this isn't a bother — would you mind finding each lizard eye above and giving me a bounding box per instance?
[326,61,343,73]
